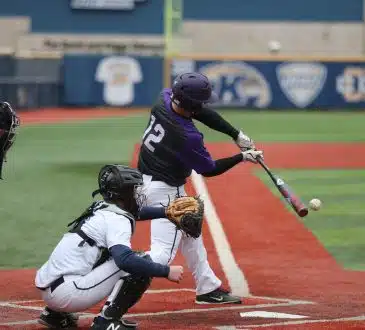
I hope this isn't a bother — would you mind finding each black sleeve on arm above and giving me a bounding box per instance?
[193,107,239,139]
[137,207,166,221]
[110,244,170,278]
[201,153,243,177]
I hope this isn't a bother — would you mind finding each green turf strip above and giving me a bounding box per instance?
[326,245,365,271]
[256,169,365,271]
[195,111,365,142]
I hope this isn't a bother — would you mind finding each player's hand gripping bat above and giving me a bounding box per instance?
[256,157,308,217]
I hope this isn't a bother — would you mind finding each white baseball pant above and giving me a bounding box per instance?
[142,174,221,295]
[39,259,127,313]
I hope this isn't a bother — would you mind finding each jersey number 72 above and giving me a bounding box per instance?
[142,115,165,152]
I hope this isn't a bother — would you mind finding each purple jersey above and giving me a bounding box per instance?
[138,89,215,186]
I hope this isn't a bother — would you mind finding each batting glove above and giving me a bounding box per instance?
[241,149,263,164]
[235,130,255,151]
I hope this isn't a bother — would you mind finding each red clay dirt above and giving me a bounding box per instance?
[19,108,147,125]
[1,110,365,329]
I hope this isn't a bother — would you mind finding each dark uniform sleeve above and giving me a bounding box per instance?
[178,132,243,177]
[137,207,166,221]
[193,107,240,140]
[178,133,216,174]
[110,244,169,278]
[201,154,243,177]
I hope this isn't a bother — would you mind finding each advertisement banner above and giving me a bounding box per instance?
[63,55,163,106]
[70,0,147,10]
[170,59,365,109]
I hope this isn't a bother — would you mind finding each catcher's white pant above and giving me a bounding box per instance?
[39,259,127,313]
[142,174,221,295]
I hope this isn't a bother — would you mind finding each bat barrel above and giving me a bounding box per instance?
[298,207,309,217]
[258,158,308,218]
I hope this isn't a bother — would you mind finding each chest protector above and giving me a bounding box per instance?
[67,201,135,269]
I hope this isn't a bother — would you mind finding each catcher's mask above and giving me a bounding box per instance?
[0,102,20,179]
[92,164,145,217]
[171,72,218,113]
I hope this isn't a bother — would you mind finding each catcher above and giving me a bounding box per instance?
[35,164,203,330]
[0,102,20,179]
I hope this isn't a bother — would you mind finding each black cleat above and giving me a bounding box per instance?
[38,306,78,329]
[90,316,137,330]
[196,287,242,305]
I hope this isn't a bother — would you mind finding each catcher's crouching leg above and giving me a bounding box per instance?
[90,253,152,330]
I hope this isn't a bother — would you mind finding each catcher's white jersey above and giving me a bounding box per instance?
[35,203,133,289]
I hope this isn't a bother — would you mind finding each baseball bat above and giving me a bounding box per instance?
[257,157,308,217]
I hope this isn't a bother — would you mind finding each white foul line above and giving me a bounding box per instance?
[146,288,195,294]
[0,300,313,326]
[191,171,249,297]
[1,303,43,311]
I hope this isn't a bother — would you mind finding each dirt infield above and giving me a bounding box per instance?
[19,107,147,125]
[1,109,365,329]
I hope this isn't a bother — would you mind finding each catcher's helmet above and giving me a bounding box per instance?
[92,164,143,202]
[0,102,20,179]
[171,72,217,112]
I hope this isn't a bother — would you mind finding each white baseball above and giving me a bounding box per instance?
[268,40,281,53]
[309,198,322,211]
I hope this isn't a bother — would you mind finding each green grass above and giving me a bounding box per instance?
[0,114,148,268]
[1,110,365,268]
[256,169,365,271]
[195,111,365,142]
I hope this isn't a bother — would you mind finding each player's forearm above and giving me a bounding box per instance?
[137,207,166,221]
[201,154,243,177]
[110,245,170,278]
[193,107,239,139]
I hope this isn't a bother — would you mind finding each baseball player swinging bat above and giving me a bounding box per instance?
[257,157,308,217]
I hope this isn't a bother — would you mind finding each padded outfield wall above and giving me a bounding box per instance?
[2,54,365,109]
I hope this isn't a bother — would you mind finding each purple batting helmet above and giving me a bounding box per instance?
[171,72,217,112]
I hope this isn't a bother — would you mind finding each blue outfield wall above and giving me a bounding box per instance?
[169,59,365,109]
[1,55,365,109]
[63,55,365,109]
[63,54,163,106]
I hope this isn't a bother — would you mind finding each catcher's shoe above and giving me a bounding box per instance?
[195,287,242,305]
[38,306,78,329]
[90,316,137,330]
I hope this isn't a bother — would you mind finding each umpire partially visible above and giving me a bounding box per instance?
[0,102,20,179]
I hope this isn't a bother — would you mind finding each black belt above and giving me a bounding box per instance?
[38,276,65,292]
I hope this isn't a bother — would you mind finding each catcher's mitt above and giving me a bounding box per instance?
[0,102,20,179]
[166,196,204,238]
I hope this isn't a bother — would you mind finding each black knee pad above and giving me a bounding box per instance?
[103,254,152,319]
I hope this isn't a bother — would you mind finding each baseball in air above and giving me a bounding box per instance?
[268,40,281,53]
[309,198,322,211]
